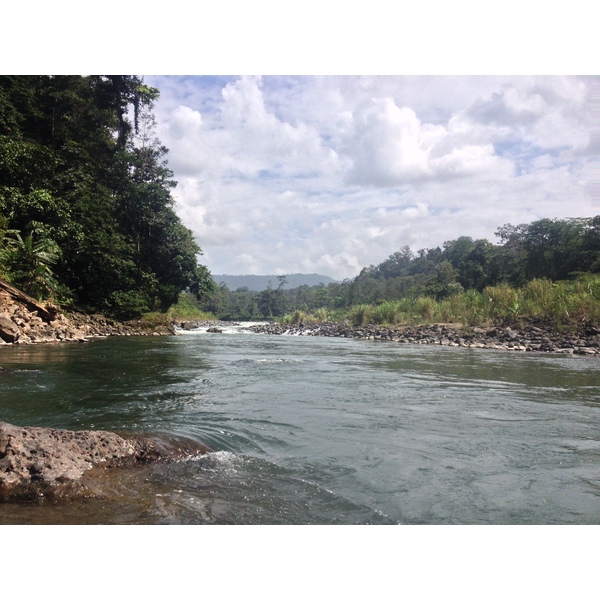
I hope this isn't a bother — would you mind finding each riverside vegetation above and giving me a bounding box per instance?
[0,76,598,351]
[201,216,599,329]
[198,216,600,351]
[0,76,213,319]
[282,275,600,330]
[0,76,218,501]
[0,77,598,506]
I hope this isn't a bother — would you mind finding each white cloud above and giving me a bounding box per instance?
[340,99,436,185]
[339,96,514,186]
[464,78,592,155]
[216,76,339,178]
[168,105,203,138]
[431,144,513,179]
[147,75,597,280]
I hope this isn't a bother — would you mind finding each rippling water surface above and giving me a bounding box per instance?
[1,327,599,524]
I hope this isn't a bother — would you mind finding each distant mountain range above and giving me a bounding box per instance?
[212,273,338,291]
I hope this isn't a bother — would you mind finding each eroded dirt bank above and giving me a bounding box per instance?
[0,279,177,345]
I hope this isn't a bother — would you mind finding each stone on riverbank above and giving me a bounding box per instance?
[0,286,178,345]
[246,321,600,356]
[0,421,212,502]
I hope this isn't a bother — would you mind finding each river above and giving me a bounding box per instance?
[1,325,599,524]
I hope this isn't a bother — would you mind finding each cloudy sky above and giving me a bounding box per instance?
[10,4,596,281]
[144,75,598,279]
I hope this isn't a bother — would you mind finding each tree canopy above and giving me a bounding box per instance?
[199,215,600,320]
[0,75,213,317]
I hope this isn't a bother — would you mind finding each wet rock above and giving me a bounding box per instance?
[178,320,239,332]
[0,315,20,343]
[0,421,212,502]
[576,347,596,355]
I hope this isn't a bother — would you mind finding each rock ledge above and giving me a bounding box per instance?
[0,421,211,502]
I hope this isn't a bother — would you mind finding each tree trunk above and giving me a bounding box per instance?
[0,278,59,322]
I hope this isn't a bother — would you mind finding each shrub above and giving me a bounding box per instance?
[414,297,436,321]
[372,301,402,325]
[349,304,374,326]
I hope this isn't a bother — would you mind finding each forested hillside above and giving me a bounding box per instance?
[213,273,337,292]
[337,216,600,305]
[201,216,600,321]
[0,75,213,318]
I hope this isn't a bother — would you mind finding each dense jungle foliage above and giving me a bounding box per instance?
[200,215,600,325]
[0,75,213,318]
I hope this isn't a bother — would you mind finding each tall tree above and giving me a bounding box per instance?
[0,76,213,316]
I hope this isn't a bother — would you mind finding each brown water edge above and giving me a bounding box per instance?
[0,461,208,524]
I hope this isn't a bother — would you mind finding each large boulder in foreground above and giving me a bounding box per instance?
[0,421,211,501]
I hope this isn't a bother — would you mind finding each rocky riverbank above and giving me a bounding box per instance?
[246,320,600,356]
[0,421,212,502]
[0,284,216,503]
[0,284,178,345]
[177,319,240,332]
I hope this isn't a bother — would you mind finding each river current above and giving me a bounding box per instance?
[1,325,599,524]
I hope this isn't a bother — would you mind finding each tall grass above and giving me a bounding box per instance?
[140,294,216,325]
[281,307,334,325]
[281,275,600,329]
[482,277,600,325]
[348,304,373,326]
[167,294,216,321]
[372,301,401,325]
[348,298,439,326]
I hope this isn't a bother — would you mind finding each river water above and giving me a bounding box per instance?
[1,325,599,525]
